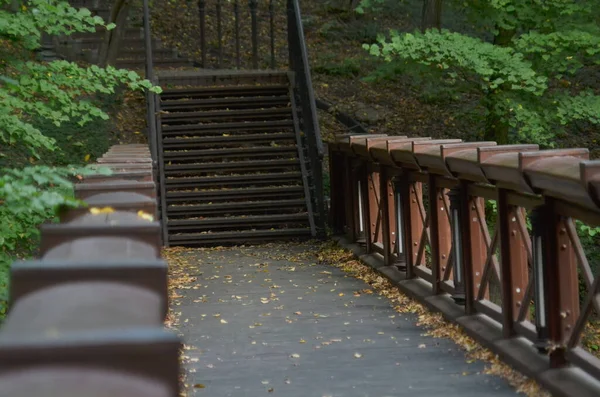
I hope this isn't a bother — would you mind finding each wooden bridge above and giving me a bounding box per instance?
[1,0,600,396]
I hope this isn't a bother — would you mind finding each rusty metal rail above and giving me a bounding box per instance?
[0,144,181,397]
[329,135,600,397]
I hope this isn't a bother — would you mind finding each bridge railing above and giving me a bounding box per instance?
[0,144,181,396]
[328,135,600,396]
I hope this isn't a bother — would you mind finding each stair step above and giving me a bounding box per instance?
[117,59,193,69]
[156,70,290,88]
[167,213,308,232]
[164,159,299,176]
[161,108,292,124]
[160,84,289,100]
[163,146,297,162]
[165,172,302,189]
[168,228,312,245]
[165,186,304,203]
[162,133,296,149]
[159,96,289,111]
[161,120,294,135]
[167,199,307,217]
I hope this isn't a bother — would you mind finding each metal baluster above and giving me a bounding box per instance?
[234,0,241,68]
[249,0,259,68]
[449,187,465,305]
[269,0,275,68]
[198,0,206,68]
[217,0,223,68]
[530,207,549,353]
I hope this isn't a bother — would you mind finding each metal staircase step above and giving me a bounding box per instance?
[156,70,290,88]
[164,159,300,176]
[116,58,193,69]
[163,146,297,162]
[164,172,302,189]
[159,96,290,111]
[167,199,307,217]
[162,133,296,149]
[160,84,289,100]
[161,120,294,135]
[168,228,312,245]
[161,108,292,124]
[165,186,304,203]
[167,213,309,232]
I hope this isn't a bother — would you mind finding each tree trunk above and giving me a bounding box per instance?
[483,27,515,144]
[421,0,442,31]
[98,0,131,67]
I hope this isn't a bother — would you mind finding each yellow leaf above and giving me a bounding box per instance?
[84,154,91,162]
[194,384,205,389]
[137,210,154,222]
[220,319,228,324]
[338,293,344,297]
[89,207,115,215]
[134,131,141,134]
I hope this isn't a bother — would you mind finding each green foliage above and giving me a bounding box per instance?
[0,0,161,318]
[362,0,600,145]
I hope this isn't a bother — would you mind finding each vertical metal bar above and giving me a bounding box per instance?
[142,0,157,163]
[530,206,549,352]
[359,165,371,249]
[269,0,276,68]
[249,0,259,68]
[234,0,241,68]
[449,186,465,304]
[198,0,206,68]
[216,0,222,68]
[155,99,170,247]
[380,167,392,265]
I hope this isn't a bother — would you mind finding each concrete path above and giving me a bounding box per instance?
[168,242,519,397]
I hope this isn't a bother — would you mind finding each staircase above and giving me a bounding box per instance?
[155,71,317,246]
[44,0,193,69]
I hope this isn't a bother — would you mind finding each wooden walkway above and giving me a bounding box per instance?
[168,242,519,397]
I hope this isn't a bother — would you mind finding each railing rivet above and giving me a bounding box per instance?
[561,244,567,250]
[441,254,446,259]
[511,230,516,236]
[442,267,446,271]
[560,312,567,318]
[560,228,566,234]
[412,199,416,203]
[516,302,521,307]
[516,287,521,293]
[566,325,571,330]
[413,242,418,246]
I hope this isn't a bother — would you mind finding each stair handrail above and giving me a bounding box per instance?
[142,0,158,164]
[287,0,324,159]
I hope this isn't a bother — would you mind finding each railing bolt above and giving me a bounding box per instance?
[511,230,516,236]
[560,244,567,250]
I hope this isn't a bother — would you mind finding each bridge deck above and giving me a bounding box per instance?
[168,242,518,396]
